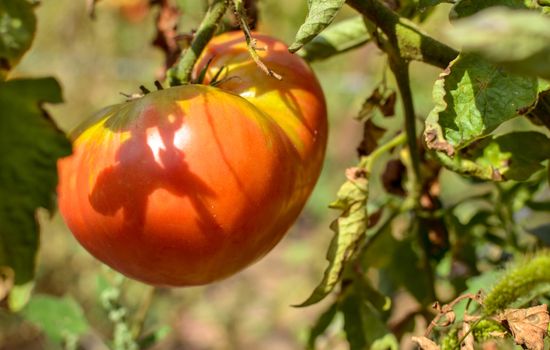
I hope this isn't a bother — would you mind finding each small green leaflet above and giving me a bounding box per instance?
[470,132,550,181]
[525,224,550,245]
[306,302,339,350]
[137,326,172,349]
[7,281,33,311]
[340,281,398,350]
[0,78,71,285]
[448,8,550,79]
[298,16,370,62]
[22,295,89,344]
[296,170,368,307]
[363,224,434,306]
[0,0,36,78]
[424,53,539,153]
[289,0,345,53]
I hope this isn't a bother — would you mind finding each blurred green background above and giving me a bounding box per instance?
[2,0,453,348]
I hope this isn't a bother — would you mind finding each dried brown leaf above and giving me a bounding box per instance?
[497,304,549,350]
[345,167,368,182]
[357,119,386,157]
[481,340,499,350]
[357,86,396,121]
[152,0,182,79]
[381,159,405,196]
[86,0,101,18]
[424,128,455,157]
[460,321,474,350]
[411,336,440,350]
[242,0,258,29]
[380,91,396,117]
[367,207,383,229]
[0,267,14,302]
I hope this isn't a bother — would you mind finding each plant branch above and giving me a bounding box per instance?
[167,0,228,86]
[359,132,406,172]
[231,0,282,79]
[390,58,422,203]
[431,151,499,181]
[131,286,157,339]
[346,0,458,68]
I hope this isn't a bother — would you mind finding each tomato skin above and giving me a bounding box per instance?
[58,34,327,286]
[195,32,328,191]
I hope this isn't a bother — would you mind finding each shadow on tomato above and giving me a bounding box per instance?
[87,98,221,236]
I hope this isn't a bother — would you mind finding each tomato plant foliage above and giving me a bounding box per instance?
[0,1,71,289]
[3,0,550,349]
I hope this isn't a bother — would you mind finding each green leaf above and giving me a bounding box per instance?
[340,282,398,350]
[288,0,345,53]
[296,172,368,307]
[431,131,550,181]
[448,8,550,79]
[355,274,391,313]
[525,224,550,245]
[7,281,33,311]
[450,0,529,19]
[0,0,36,78]
[137,326,171,349]
[298,16,370,62]
[390,238,434,305]
[470,131,550,181]
[362,222,433,305]
[21,295,89,343]
[306,302,339,350]
[340,291,368,350]
[424,53,539,153]
[526,199,550,212]
[0,78,71,285]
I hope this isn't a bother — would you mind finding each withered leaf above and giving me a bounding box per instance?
[381,159,405,196]
[152,0,182,79]
[357,86,397,121]
[0,267,14,302]
[357,119,386,157]
[86,0,101,18]
[497,304,549,350]
[411,336,440,350]
[367,207,383,229]
[380,90,396,117]
[460,321,474,350]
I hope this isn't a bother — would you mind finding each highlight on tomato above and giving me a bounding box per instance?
[57,32,328,287]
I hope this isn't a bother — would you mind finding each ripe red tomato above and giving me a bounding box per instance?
[57,32,327,286]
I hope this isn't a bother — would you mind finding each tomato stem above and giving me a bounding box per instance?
[167,0,228,86]
[131,286,157,339]
[346,0,458,69]
[389,57,422,203]
[231,0,282,80]
[360,132,406,172]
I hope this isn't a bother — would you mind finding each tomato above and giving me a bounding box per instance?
[57,32,327,286]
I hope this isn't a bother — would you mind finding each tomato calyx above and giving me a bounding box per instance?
[120,59,237,103]
[192,56,239,87]
[120,80,165,101]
